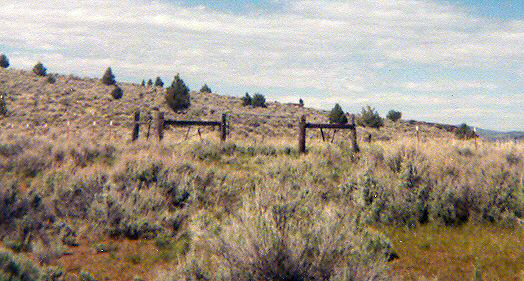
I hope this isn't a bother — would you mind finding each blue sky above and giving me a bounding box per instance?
[1,0,523,131]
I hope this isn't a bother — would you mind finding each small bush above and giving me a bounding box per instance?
[111,86,123,100]
[0,94,7,116]
[155,77,164,88]
[386,110,402,122]
[0,251,42,281]
[101,67,116,86]
[165,74,190,112]
[80,271,98,281]
[329,103,348,124]
[241,92,252,106]
[455,123,476,139]
[46,75,56,84]
[357,105,383,129]
[200,84,211,93]
[251,93,266,108]
[33,62,47,76]
[0,54,10,68]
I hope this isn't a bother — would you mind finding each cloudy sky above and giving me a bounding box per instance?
[1,0,523,131]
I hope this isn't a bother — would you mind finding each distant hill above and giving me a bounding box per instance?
[476,128,524,141]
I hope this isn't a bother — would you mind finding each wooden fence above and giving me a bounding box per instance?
[131,111,359,154]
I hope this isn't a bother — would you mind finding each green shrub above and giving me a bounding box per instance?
[328,103,348,124]
[110,86,123,100]
[241,92,251,106]
[80,271,97,281]
[140,80,145,87]
[357,105,384,129]
[165,74,190,112]
[251,93,266,108]
[32,62,47,77]
[0,94,7,116]
[155,77,164,88]
[455,123,476,139]
[101,67,116,85]
[0,54,9,68]
[200,84,211,93]
[0,251,42,281]
[386,110,402,122]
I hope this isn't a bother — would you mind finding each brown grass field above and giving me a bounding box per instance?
[0,68,523,281]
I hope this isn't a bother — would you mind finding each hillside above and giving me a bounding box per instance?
[0,68,457,142]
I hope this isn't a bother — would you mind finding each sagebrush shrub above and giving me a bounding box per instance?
[0,94,7,116]
[0,251,42,281]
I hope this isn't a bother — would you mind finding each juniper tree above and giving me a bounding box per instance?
[32,62,47,76]
[357,105,384,129]
[455,123,476,139]
[242,92,252,106]
[328,103,348,124]
[0,54,9,68]
[155,77,164,88]
[165,74,190,112]
[141,80,145,87]
[252,93,266,108]
[111,85,123,99]
[386,110,402,122]
[147,79,153,87]
[200,84,212,93]
[299,98,304,107]
[101,67,116,85]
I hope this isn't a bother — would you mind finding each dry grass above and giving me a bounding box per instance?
[0,67,523,280]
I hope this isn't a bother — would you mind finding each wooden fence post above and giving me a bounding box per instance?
[350,114,360,153]
[132,110,140,141]
[298,115,306,154]
[156,111,164,141]
[220,113,227,142]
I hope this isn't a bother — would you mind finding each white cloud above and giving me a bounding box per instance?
[0,0,523,130]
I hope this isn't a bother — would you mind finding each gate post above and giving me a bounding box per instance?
[350,114,360,153]
[132,110,140,141]
[156,111,164,141]
[298,115,306,154]
[220,113,227,142]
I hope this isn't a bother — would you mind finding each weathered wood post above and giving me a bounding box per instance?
[131,110,140,141]
[350,114,360,153]
[156,111,164,141]
[298,115,306,154]
[320,128,325,142]
[220,113,227,142]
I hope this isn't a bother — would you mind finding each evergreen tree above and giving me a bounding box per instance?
[328,103,348,124]
[386,110,402,122]
[141,80,145,87]
[299,98,304,107]
[455,123,476,139]
[252,93,266,108]
[101,67,116,85]
[357,105,384,129]
[111,85,123,99]
[155,77,164,88]
[0,54,9,68]
[32,62,47,76]
[242,92,252,106]
[165,74,190,112]
[200,84,212,93]
[147,79,153,87]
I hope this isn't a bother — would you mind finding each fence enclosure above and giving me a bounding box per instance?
[132,111,359,154]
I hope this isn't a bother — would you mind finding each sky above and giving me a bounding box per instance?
[0,0,523,131]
